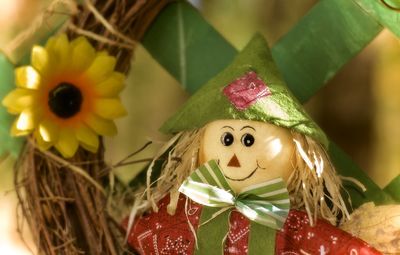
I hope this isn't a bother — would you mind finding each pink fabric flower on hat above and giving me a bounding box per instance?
[223,71,271,110]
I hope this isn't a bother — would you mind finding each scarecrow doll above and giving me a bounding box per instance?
[124,35,390,254]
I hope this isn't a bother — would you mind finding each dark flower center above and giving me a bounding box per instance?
[48,82,83,118]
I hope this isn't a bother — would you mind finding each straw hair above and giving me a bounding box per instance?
[288,132,350,226]
[145,129,203,215]
[138,129,349,226]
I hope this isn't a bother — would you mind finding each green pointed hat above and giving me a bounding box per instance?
[161,34,328,148]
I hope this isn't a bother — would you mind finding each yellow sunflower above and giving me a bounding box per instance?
[2,34,126,158]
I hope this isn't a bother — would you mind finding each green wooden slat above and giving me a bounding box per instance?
[142,2,237,94]
[330,143,395,208]
[141,0,393,207]
[272,0,383,103]
[354,0,400,38]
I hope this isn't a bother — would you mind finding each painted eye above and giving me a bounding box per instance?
[241,133,255,147]
[221,132,234,146]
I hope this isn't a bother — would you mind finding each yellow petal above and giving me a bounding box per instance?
[95,72,125,97]
[2,88,37,114]
[86,55,116,84]
[11,119,31,136]
[75,124,99,152]
[80,142,98,153]
[94,98,127,119]
[31,45,49,74]
[84,113,117,136]
[45,34,70,71]
[69,36,87,49]
[34,130,52,151]
[45,36,56,50]
[54,129,79,158]
[43,37,57,75]
[52,34,69,57]
[15,66,41,89]
[70,36,96,72]
[16,108,40,132]
[39,119,59,142]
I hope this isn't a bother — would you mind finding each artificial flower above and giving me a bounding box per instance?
[2,34,126,158]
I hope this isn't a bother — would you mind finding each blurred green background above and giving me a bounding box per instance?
[1,0,399,253]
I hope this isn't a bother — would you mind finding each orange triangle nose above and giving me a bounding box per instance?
[227,154,241,167]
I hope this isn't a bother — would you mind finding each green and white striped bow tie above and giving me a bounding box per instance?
[179,160,290,230]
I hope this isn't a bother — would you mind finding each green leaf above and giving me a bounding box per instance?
[354,0,400,38]
[383,175,400,202]
[141,0,393,208]
[0,53,22,158]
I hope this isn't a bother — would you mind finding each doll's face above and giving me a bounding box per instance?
[199,120,295,193]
